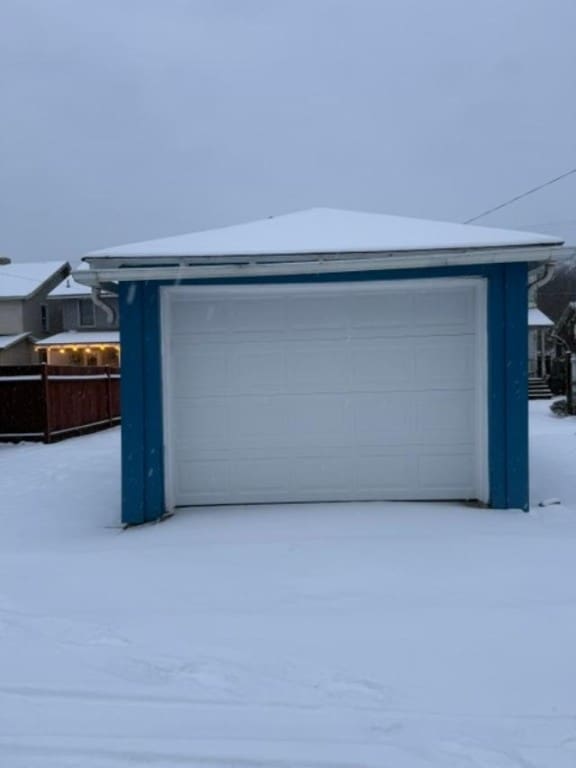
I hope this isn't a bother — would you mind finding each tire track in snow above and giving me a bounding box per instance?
[2,683,576,723]
[0,683,321,711]
[2,735,573,768]
[0,741,382,768]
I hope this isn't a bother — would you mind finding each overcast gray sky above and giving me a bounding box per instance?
[1,0,575,262]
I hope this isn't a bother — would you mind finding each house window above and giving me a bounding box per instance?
[40,304,48,332]
[78,299,95,327]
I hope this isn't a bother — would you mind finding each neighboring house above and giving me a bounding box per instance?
[35,277,119,366]
[76,208,566,525]
[527,307,555,400]
[0,260,70,365]
[528,308,554,378]
[524,256,576,398]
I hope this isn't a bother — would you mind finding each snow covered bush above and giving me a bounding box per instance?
[550,398,569,417]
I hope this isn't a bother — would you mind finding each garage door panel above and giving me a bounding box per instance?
[172,348,231,396]
[414,337,476,388]
[412,289,476,327]
[174,401,229,450]
[230,299,288,332]
[228,457,354,494]
[347,292,412,328]
[173,344,290,396]
[177,460,229,497]
[419,452,475,490]
[286,297,347,330]
[176,455,477,503]
[351,393,475,448]
[173,337,475,398]
[272,395,351,446]
[165,281,485,506]
[176,458,354,501]
[171,299,233,335]
[353,455,414,492]
[415,390,475,441]
[281,346,349,391]
[230,347,288,394]
[348,343,415,390]
[351,393,415,445]
[177,395,354,455]
[346,324,473,340]
[229,394,351,448]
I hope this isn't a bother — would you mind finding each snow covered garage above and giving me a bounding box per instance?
[77,209,564,525]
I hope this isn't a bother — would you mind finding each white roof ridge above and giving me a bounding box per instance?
[85,207,564,261]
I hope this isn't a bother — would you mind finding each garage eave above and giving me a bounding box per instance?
[74,245,570,287]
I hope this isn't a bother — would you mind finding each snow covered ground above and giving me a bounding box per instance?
[1,401,576,767]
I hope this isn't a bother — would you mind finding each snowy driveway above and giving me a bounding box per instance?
[1,402,576,767]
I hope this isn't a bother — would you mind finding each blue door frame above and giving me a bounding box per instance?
[119,262,528,525]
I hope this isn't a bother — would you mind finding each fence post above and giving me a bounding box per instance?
[41,363,52,443]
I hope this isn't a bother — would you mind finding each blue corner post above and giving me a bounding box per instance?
[504,262,529,510]
[488,263,529,510]
[119,282,165,525]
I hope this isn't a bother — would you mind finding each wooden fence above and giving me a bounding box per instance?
[0,364,120,443]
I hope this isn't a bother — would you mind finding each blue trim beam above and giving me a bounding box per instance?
[503,263,529,510]
[119,282,165,525]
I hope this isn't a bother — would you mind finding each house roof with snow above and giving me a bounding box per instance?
[48,275,93,298]
[0,261,70,300]
[0,332,31,350]
[528,308,554,328]
[35,331,120,347]
[48,274,115,299]
[86,208,564,261]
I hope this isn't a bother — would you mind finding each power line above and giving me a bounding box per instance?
[464,166,576,224]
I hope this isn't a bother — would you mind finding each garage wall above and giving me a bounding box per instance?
[118,263,528,525]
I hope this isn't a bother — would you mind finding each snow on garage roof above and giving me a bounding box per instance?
[0,261,69,299]
[35,331,120,347]
[86,208,564,260]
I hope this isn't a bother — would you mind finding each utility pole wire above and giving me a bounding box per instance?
[464,166,576,224]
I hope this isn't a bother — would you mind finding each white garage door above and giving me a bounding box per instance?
[162,279,487,508]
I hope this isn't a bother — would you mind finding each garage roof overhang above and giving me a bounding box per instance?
[74,244,572,288]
